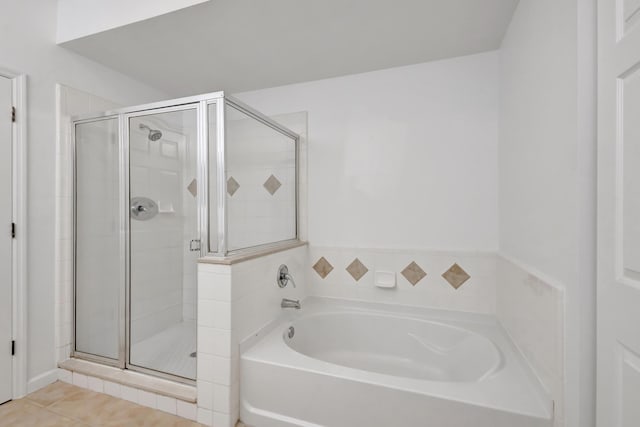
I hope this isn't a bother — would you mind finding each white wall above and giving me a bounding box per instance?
[56,0,208,43]
[498,1,596,426]
[0,0,167,390]
[235,51,500,252]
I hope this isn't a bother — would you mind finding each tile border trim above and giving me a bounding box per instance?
[199,240,307,265]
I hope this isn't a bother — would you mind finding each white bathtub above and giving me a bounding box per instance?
[240,298,553,427]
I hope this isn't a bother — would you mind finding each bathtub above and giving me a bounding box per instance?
[240,298,553,427]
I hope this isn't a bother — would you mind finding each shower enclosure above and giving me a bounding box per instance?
[71,93,299,382]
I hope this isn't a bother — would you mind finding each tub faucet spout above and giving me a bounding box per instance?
[281,298,301,309]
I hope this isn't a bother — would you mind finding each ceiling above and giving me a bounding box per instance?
[61,0,519,96]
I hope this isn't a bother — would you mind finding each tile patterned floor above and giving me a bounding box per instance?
[0,382,205,427]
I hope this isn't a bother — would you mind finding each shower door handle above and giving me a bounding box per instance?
[190,239,201,252]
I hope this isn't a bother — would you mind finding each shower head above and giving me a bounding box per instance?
[139,123,163,141]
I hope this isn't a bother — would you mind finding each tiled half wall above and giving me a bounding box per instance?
[196,245,308,427]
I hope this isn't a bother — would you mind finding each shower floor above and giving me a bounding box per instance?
[130,320,196,380]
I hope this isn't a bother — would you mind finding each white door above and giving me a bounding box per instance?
[597,0,640,426]
[0,75,13,404]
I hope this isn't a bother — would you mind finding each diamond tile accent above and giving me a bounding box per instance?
[227,176,240,196]
[442,263,470,289]
[312,257,334,279]
[401,261,427,286]
[263,174,282,195]
[187,178,197,198]
[346,258,368,281]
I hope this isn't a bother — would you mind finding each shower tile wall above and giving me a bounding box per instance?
[129,154,183,343]
[129,120,197,345]
[225,106,297,251]
[56,90,199,374]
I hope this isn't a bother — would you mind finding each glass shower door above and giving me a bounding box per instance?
[74,117,122,362]
[127,107,199,380]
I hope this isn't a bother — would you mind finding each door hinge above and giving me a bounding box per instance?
[11,223,15,239]
[11,106,15,123]
[11,340,15,356]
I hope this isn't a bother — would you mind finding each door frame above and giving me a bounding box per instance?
[0,68,27,399]
[71,102,205,385]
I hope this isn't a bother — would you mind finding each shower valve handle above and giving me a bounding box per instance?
[277,265,296,288]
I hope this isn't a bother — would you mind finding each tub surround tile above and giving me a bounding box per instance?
[496,256,564,426]
[263,174,282,195]
[401,261,427,286]
[346,258,368,281]
[312,257,334,278]
[226,177,240,196]
[187,179,198,198]
[308,247,496,314]
[442,263,471,289]
[211,244,307,427]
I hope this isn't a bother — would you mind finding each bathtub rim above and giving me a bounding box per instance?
[239,296,554,421]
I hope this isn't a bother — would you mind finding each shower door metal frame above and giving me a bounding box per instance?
[71,99,217,383]
[123,103,206,383]
[70,91,300,384]
[71,114,125,370]
[220,96,301,255]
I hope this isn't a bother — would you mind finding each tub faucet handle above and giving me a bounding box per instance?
[277,264,296,288]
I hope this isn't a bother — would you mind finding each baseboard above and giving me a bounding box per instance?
[27,369,59,393]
